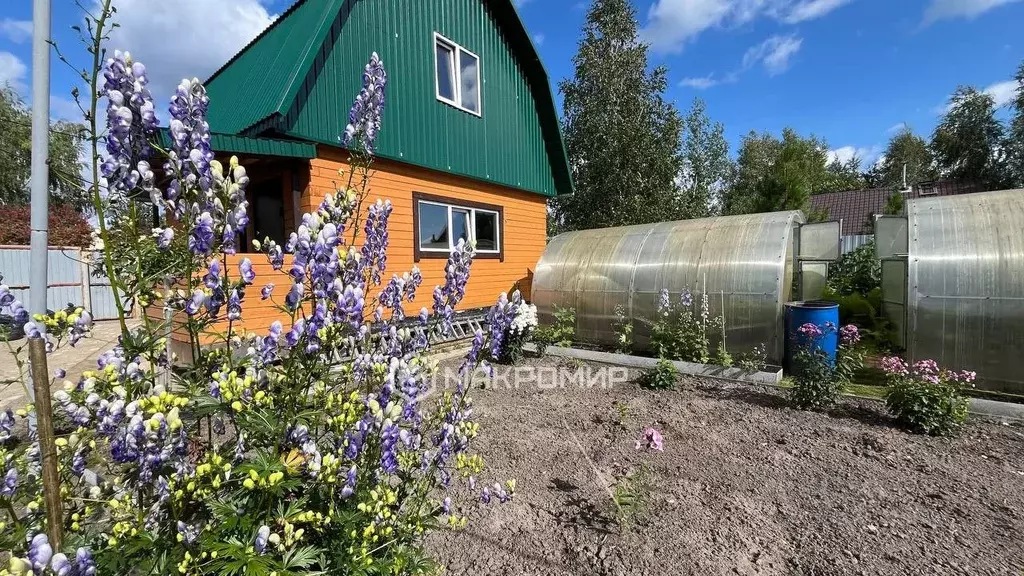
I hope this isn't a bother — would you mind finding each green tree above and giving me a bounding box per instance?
[1006,62,1024,188]
[823,154,865,193]
[723,128,833,215]
[552,0,683,231]
[0,87,89,211]
[931,86,1007,188]
[872,127,937,189]
[679,98,731,219]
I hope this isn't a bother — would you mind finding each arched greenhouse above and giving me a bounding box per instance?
[532,211,840,362]
[877,188,1024,393]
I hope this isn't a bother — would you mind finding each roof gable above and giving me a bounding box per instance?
[204,0,572,197]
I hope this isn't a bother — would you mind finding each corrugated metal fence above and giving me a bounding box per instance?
[840,234,874,255]
[0,246,121,320]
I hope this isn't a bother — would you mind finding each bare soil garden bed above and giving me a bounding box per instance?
[425,356,1024,575]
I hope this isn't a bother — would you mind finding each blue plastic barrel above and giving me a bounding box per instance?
[784,301,840,372]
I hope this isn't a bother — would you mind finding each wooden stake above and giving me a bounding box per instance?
[28,337,62,549]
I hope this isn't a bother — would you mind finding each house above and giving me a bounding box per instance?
[169,0,572,340]
[810,179,984,239]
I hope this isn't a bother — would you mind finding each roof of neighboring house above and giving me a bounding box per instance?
[810,179,985,235]
[202,0,572,198]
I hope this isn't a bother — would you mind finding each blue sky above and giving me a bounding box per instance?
[1,0,1022,168]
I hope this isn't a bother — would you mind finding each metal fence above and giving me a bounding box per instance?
[840,234,874,254]
[0,246,120,320]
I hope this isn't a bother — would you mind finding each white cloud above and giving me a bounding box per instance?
[679,72,738,89]
[983,79,1021,108]
[100,0,274,111]
[742,34,802,76]
[680,75,720,89]
[640,0,851,53]
[0,18,33,43]
[533,33,545,46]
[923,0,1022,24]
[886,122,907,134]
[828,144,883,167]
[0,51,27,93]
[781,0,854,23]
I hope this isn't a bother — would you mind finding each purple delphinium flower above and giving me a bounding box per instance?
[155,227,174,250]
[680,288,693,308]
[341,52,387,153]
[485,290,521,361]
[189,212,215,255]
[657,288,671,314]
[69,310,92,346]
[239,258,256,285]
[254,525,270,555]
[261,283,274,300]
[165,78,213,215]
[54,368,66,379]
[340,465,357,498]
[227,289,242,321]
[360,199,392,285]
[432,240,474,337]
[101,51,157,199]
[185,289,205,316]
[0,408,14,442]
[28,533,53,572]
[285,282,304,311]
[1,467,16,496]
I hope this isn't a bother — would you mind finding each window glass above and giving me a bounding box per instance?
[451,208,471,246]
[419,203,449,250]
[474,211,497,251]
[459,51,480,113]
[435,42,456,102]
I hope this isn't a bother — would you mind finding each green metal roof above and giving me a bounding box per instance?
[156,130,317,159]
[203,0,572,197]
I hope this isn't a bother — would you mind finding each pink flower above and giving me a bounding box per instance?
[880,356,909,376]
[839,324,860,346]
[797,322,824,339]
[636,427,664,451]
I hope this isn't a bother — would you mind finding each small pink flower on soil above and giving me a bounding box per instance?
[636,427,664,451]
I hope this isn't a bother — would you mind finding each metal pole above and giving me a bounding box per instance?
[28,0,63,549]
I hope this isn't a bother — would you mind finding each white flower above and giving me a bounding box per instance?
[510,302,538,336]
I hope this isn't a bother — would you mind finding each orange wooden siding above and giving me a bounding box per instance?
[166,146,547,343]
[306,147,547,311]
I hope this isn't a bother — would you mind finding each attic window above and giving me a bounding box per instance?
[434,33,481,116]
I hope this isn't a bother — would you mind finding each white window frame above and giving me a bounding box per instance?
[417,199,500,254]
[433,32,482,117]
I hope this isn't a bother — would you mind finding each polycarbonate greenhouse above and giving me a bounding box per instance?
[532,211,840,362]
[877,188,1024,394]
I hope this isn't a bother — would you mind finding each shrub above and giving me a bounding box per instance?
[881,357,974,435]
[789,322,843,410]
[0,203,94,248]
[0,22,517,575]
[639,357,678,390]
[495,298,537,364]
[826,242,881,297]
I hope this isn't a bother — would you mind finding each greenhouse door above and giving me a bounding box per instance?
[795,220,841,301]
[875,216,908,348]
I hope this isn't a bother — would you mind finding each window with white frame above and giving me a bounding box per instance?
[434,33,481,115]
[415,193,501,259]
